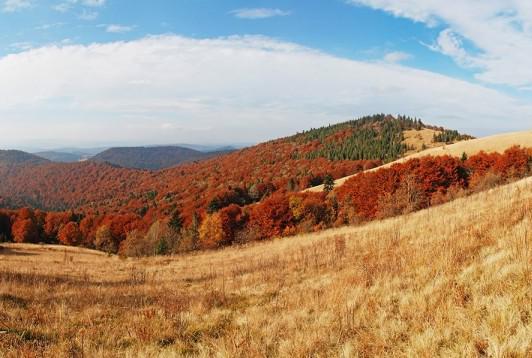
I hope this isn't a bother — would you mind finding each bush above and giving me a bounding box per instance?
[470,171,503,192]
[155,239,169,255]
[119,230,151,257]
[233,226,261,245]
[95,225,118,254]
[377,175,426,218]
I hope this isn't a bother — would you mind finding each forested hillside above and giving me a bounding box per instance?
[288,114,472,161]
[1,115,434,214]
[0,145,530,255]
[0,115,483,254]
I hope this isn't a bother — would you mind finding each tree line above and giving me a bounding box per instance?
[1,146,529,256]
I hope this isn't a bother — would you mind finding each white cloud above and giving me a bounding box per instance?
[52,2,72,12]
[9,42,33,51]
[104,24,134,33]
[78,9,97,20]
[0,35,529,148]
[430,29,478,68]
[230,8,291,19]
[350,0,532,87]
[35,22,65,31]
[53,2,73,12]
[82,0,105,6]
[53,0,104,13]
[383,51,412,64]
[2,0,32,12]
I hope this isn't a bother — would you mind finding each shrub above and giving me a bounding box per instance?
[95,225,118,254]
[470,171,503,192]
[377,175,426,218]
[119,230,150,257]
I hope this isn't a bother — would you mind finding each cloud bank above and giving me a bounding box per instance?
[0,35,530,148]
[350,0,532,87]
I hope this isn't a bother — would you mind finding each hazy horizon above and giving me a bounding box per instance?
[1,0,531,148]
[1,141,252,153]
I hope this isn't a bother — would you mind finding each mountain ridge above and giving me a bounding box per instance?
[0,150,50,166]
[0,115,472,217]
[90,145,234,170]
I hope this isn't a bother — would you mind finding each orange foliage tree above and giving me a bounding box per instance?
[249,193,293,240]
[198,213,224,250]
[44,212,73,242]
[58,221,82,246]
[12,219,39,243]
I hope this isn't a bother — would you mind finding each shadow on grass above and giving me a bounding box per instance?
[0,245,38,256]
[0,270,150,288]
[0,293,28,308]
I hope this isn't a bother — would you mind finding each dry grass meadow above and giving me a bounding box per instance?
[308,130,532,192]
[402,128,445,155]
[1,177,531,357]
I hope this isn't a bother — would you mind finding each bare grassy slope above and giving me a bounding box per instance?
[307,129,532,192]
[1,177,531,357]
[402,128,444,154]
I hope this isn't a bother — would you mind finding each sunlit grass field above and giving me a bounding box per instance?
[1,177,531,357]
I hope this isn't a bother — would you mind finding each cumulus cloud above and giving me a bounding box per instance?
[0,35,529,147]
[350,0,532,87]
[2,0,32,12]
[230,8,291,19]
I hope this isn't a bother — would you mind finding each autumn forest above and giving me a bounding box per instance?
[0,115,530,257]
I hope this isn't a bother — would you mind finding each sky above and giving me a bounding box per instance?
[0,0,531,149]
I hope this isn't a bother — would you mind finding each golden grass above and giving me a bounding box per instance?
[1,177,531,357]
[307,130,532,192]
[402,128,444,155]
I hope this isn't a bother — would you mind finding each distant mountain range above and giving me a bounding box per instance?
[0,114,474,215]
[25,144,239,168]
[90,145,235,170]
[34,151,88,163]
[0,150,50,166]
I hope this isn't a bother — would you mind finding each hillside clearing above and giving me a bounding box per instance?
[1,176,531,356]
[307,130,532,192]
[402,128,444,155]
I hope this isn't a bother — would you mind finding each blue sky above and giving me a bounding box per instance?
[0,1,468,78]
[0,0,531,149]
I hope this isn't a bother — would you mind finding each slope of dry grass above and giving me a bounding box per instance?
[307,130,532,192]
[1,177,531,357]
[402,128,444,155]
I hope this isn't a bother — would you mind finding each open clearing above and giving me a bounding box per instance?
[1,177,531,357]
[307,129,532,192]
[402,128,444,155]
